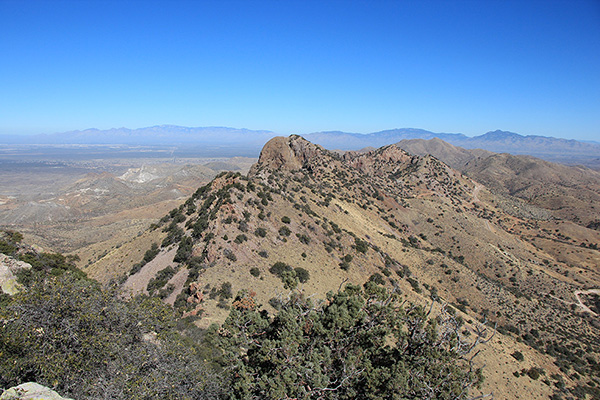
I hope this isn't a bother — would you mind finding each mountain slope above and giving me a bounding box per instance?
[88,135,600,399]
[395,137,600,230]
[463,153,600,226]
[395,137,494,169]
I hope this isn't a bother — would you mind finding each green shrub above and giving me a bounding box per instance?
[218,283,484,400]
[296,233,311,244]
[407,277,422,293]
[527,367,544,380]
[0,274,224,399]
[294,267,310,283]
[234,234,247,244]
[219,282,233,299]
[174,237,193,263]
[354,238,369,253]
[16,251,86,286]
[143,243,160,263]
[369,273,385,285]
[162,222,184,247]
[158,283,175,299]
[238,221,248,232]
[269,262,299,289]
[278,226,291,237]
[147,266,177,295]
[511,350,524,362]
[269,262,292,277]
[258,250,268,258]
[254,227,267,238]
[0,239,17,256]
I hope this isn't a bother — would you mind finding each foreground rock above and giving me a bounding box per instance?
[0,383,73,400]
[0,254,31,295]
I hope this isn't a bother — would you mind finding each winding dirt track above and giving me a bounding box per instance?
[472,182,483,203]
[471,181,599,318]
[574,289,600,316]
[472,182,495,232]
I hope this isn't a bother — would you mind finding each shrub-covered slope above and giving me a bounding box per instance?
[95,135,599,399]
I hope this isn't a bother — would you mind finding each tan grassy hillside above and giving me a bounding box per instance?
[93,135,599,399]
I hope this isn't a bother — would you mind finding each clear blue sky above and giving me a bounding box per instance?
[1,0,599,140]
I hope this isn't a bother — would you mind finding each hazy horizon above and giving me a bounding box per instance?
[1,124,598,144]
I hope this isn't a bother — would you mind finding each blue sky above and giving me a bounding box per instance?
[1,0,599,140]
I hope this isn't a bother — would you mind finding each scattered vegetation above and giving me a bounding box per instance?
[7,134,598,398]
[268,261,310,289]
[254,227,267,237]
[146,265,177,295]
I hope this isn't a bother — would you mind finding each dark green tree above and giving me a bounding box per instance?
[0,273,223,400]
[216,283,484,400]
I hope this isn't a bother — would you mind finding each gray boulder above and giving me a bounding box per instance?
[0,254,31,295]
[0,382,73,400]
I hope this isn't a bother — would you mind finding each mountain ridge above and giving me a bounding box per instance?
[303,129,600,167]
[81,134,600,399]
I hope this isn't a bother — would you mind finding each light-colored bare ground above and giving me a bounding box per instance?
[574,289,600,316]
[122,247,178,297]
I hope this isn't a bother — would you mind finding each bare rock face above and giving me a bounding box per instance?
[249,135,323,176]
[0,253,31,295]
[346,145,413,176]
[0,382,73,400]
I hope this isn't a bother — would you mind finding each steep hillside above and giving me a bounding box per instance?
[94,135,600,400]
[395,137,494,169]
[462,153,600,227]
[0,229,224,400]
[396,138,600,232]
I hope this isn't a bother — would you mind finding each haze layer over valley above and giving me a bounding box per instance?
[0,147,255,255]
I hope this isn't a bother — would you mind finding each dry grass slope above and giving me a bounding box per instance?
[88,136,599,400]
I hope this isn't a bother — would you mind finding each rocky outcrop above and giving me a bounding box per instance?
[0,254,31,295]
[249,135,324,176]
[0,383,73,400]
[346,145,413,176]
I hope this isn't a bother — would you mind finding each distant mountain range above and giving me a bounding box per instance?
[0,125,275,146]
[303,129,600,167]
[0,126,278,157]
[1,126,598,167]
